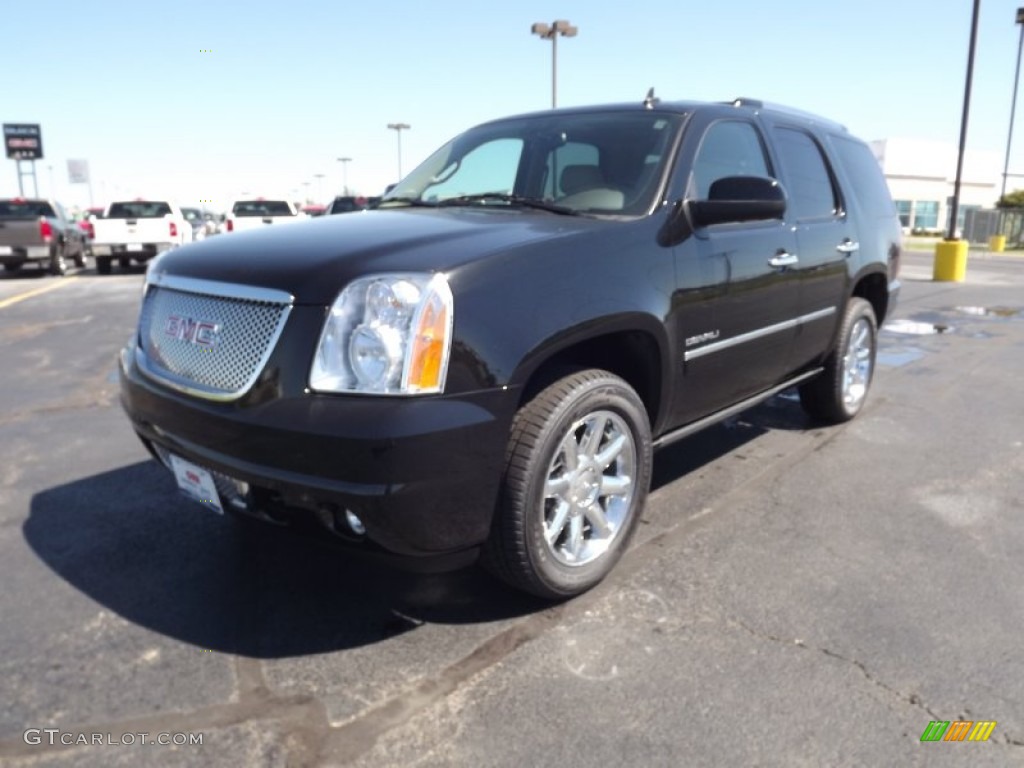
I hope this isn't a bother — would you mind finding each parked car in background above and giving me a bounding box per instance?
[302,204,327,217]
[325,195,372,215]
[91,199,192,274]
[224,199,306,233]
[180,207,208,242]
[202,212,222,236]
[76,206,105,241]
[0,198,89,275]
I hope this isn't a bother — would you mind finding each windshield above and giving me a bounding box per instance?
[381,110,683,217]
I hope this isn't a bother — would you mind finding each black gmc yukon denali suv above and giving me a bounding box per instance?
[119,96,901,599]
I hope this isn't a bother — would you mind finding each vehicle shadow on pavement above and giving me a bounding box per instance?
[23,461,546,659]
[23,393,810,658]
[652,391,811,491]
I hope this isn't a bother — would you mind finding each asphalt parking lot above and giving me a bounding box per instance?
[1,250,1022,767]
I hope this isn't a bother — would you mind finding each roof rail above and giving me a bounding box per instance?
[726,97,847,132]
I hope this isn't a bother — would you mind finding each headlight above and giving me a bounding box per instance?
[310,273,454,395]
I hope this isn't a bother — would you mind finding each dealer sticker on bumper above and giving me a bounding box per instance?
[168,454,224,514]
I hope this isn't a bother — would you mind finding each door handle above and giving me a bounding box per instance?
[768,251,799,268]
[837,239,860,254]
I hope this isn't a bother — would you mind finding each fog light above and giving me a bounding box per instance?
[345,509,366,536]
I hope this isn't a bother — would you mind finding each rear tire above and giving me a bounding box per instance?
[118,256,131,269]
[481,369,652,600]
[799,297,877,423]
[3,263,20,273]
[49,247,67,276]
[96,256,112,275]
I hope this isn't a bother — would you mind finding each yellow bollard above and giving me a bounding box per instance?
[988,234,1006,253]
[933,239,968,282]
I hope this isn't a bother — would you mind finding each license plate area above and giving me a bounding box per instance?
[127,243,144,252]
[169,454,224,514]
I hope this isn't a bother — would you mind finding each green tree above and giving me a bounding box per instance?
[996,189,1024,209]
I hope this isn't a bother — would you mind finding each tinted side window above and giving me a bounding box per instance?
[831,136,897,218]
[772,128,838,220]
[691,121,771,199]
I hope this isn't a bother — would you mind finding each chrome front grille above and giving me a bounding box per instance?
[137,275,293,400]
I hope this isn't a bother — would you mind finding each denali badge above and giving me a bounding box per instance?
[685,330,720,347]
[165,315,221,348]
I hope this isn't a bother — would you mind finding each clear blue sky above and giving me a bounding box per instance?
[4,0,1023,210]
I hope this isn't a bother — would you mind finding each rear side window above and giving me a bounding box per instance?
[772,128,838,220]
[0,200,56,217]
[691,121,772,199]
[232,200,294,216]
[831,136,897,218]
[108,201,172,218]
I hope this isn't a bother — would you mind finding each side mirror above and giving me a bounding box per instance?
[688,176,786,228]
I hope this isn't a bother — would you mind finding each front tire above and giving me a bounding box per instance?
[799,297,877,423]
[482,369,652,600]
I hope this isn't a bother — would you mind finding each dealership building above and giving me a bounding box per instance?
[870,138,1000,234]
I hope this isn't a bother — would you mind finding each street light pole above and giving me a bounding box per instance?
[531,20,578,108]
[934,0,981,283]
[1001,8,1024,202]
[314,173,325,202]
[337,157,352,195]
[387,123,411,180]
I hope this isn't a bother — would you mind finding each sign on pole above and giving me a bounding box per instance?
[3,124,43,160]
[67,159,90,183]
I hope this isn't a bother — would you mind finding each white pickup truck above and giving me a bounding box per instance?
[91,200,192,275]
[224,199,306,233]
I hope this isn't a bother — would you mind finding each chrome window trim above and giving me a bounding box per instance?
[145,272,295,306]
[684,306,835,362]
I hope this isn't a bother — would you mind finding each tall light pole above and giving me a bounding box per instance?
[337,157,352,195]
[314,173,325,202]
[934,0,981,283]
[531,19,577,108]
[1001,8,1024,202]
[387,123,411,180]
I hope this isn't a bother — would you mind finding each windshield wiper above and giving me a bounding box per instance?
[435,193,579,216]
[377,196,439,208]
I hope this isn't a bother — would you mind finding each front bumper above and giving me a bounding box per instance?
[118,342,518,569]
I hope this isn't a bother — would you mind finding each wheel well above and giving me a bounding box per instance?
[852,272,889,324]
[518,331,662,429]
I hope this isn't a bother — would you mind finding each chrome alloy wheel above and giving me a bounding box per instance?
[541,409,637,567]
[841,317,873,410]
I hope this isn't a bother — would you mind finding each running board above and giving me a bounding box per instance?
[652,368,823,450]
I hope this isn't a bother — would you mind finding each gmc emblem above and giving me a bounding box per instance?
[165,315,221,348]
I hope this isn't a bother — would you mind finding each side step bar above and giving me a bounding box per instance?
[652,368,823,450]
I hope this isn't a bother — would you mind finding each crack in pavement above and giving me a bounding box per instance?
[725,615,1024,748]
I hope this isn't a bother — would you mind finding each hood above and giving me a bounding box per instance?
[150,208,613,305]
